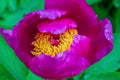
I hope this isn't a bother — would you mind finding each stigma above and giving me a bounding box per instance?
[31,29,78,57]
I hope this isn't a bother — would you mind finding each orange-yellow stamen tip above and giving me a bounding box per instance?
[31,29,78,57]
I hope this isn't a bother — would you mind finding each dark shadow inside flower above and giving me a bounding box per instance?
[16,14,41,57]
[48,34,59,46]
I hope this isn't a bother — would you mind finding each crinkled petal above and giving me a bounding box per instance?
[102,19,113,43]
[37,18,77,34]
[87,19,113,64]
[0,28,15,49]
[36,9,67,20]
[45,0,100,39]
[28,35,90,79]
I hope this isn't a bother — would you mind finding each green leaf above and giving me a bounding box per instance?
[0,10,24,29]
[86,0,101,5]
[25,70,42,80]
[92,4,106,19]
[0,0,45,29]
[114,0,120,8]
[73,72,85,80]
[7,0,17,12]
[113,8,120,33]
[0,0,7,14]
[83,34,120,79]
[0,64,15,80]
[0,36,28,80]
[86,72,120,80]
[19,0,44,14]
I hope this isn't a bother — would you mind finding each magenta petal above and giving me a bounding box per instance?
[101,19,113,43]
[0,28,13,38]
[36,9,67,20]
[71,35,90,57]
[0,28,15,49]
[14,47,32,67]
[28,35,90,79]
[87,19,113,64]
[45,0,100,38]
[37,18,77,34]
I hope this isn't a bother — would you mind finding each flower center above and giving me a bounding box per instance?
[31,29,77,57]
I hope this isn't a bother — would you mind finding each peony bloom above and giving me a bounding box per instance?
[0,0,113,80]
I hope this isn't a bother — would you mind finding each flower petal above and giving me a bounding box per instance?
[37,18,77,34]
[28,35,90,79]
[45,0,100,39]
[71,35,90,57]
[87,19,113,64]
[36,9,67,20]
[102,19,113,43]
[0,28,15,49]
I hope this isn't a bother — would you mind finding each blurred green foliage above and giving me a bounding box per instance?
[0,0,120,80]
[0,0,44,29]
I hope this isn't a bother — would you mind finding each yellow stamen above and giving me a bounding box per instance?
[31,29,78,57]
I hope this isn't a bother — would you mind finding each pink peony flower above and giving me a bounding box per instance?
[0,0,113,80]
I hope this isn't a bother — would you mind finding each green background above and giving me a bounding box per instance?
[0,0,120,80]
